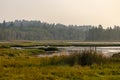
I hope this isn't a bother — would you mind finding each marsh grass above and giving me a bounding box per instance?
[0,48,120,80]
[0,48,27,57]
[0,48,46,57]
[39,50,108,66]
[25,49,45,55]
[0,57,120,80]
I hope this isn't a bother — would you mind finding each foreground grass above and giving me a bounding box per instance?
[0,45,120,80]
[0,56,120,80]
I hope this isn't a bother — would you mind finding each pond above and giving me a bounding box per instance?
[38,46,120,57]
[11,46,120,57]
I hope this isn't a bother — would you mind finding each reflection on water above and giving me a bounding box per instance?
[38,46,120,57]
[11,46,120,57]
[97,47,120,56]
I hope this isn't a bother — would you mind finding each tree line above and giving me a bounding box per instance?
[0,20,120,41]
[0,20,90,41]
[86,25,120,41]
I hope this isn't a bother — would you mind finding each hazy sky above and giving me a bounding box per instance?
[0,0,120,27]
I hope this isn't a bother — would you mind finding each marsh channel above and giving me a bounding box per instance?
[11,46,120,57]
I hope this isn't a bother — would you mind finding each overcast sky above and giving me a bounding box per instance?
[0,0,120,27]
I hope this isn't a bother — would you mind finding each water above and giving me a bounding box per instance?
[97,47,120,56]
[38,46,120,57]
[11,46,120,57]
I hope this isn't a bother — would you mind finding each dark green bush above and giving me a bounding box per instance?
[112,53,120,58]
[0,45,10,48]
[45,47,58,51]
[39,47,58,51]
[79,50,106,66]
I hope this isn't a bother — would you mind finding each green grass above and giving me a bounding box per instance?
[0,48,45,57]
[37,50,109,66]
[0,48,27,57]
[25,49,45,55]
[1,40,120,47]
[0,56,120,80]
[0,41,120,80]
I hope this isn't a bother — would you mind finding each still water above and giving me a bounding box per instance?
[38,46,120,57]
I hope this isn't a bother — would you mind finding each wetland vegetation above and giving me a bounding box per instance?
[0,41,120,80]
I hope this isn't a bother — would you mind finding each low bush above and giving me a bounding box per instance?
[0,45,10,48]
[39,47,58,51]
[79,50,107,66]
[112,53,120,58]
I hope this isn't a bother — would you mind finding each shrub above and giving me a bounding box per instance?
[40,50,108,66]
[112,53,120,58]
[79,50,106,66]
[0,45,10,48]
[39,47,58,51]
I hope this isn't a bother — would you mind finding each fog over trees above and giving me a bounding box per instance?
[0,20,120,41]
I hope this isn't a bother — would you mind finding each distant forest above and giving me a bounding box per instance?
[0,20,120,41]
